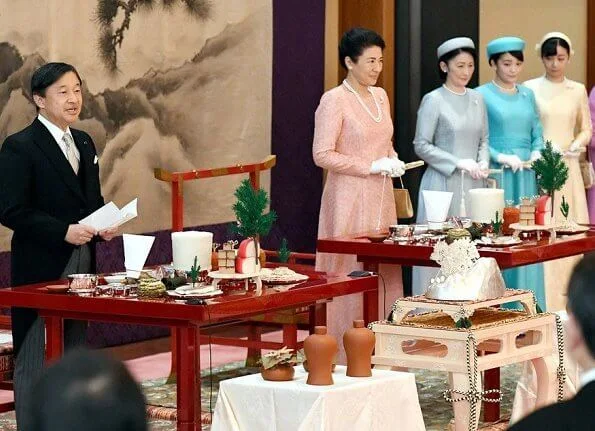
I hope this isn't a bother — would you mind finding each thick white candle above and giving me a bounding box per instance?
[468,188,505,223]
[171,231,213,272]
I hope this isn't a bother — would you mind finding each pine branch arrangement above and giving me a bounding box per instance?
[278,238,291,263]
[532,141,569,196]
[231,179,277,239]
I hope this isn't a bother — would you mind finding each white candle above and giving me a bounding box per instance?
[171,231,213,272]
[468,188,505,224]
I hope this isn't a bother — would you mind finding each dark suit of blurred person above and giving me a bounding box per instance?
[509,253,595,430]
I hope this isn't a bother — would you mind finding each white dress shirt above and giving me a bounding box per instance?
[580,367,595,388]
[37,114,80,164]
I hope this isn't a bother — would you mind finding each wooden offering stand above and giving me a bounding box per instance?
[509,222,557,242]
[154,155,276,382]
[373,290,560,431]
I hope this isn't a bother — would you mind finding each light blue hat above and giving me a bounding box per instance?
[486,37,525,58]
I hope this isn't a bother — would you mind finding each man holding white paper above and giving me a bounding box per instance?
[0,62,117,428]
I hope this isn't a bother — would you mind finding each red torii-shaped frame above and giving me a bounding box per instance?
[154,155,277,232]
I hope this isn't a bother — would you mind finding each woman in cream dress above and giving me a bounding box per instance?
[313,28,405,360]
[524,32,592,311]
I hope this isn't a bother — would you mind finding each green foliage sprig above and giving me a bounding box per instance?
[490,211,502,236]
[231,179,277,239]
[189,255,200,285]
[532,141,569,196]
[455,317,472,329]
[560,195,570,219]
[278,238,291,263]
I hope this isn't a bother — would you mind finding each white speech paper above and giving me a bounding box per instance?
[123,233,155,278]
[79,198,138,231]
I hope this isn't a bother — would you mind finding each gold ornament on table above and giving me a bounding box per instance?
[137,272,166,299]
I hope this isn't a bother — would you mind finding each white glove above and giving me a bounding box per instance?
[388,157,406,178]
[564,150,581,159]
[497,154,524,172]
[477,160,489,178]
[370,157,393,175]
[569,141,583,153]
[530,150,542,162]
[456,158,484,180]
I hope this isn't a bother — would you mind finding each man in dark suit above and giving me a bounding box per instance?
[509,253,595,430]
[0,62,116,428]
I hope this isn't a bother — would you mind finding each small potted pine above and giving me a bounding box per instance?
[231,179,277,270]
[532,141,569,219]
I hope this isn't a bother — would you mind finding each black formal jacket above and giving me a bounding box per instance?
[0,118,104,286]
[508,381,595,430]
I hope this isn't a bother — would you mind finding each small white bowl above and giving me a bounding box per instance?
[104,273,126,284]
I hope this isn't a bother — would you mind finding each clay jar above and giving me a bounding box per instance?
[260,364,295,382]
[304,326,337,385]
[344,320,375,377]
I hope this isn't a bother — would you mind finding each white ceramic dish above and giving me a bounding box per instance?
[104,273,127,284]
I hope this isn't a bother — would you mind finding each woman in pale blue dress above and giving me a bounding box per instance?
[412,37,490,295]
[476,37,545,310]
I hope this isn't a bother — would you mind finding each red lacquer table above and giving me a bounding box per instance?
[0,272,377,431]
[317,230,595,421]
[317,230,595,270]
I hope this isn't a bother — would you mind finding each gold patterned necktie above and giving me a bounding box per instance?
[62,133,79,174]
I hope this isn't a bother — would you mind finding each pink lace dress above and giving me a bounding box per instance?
[313,84,402,361]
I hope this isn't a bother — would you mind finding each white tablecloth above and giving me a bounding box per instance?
[211,365,425,431]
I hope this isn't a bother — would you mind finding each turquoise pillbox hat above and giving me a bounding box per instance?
[486,37,525,58]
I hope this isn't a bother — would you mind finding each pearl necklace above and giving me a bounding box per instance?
[491,80,517,93]
[442,84,467,96]
[342,79,382,123]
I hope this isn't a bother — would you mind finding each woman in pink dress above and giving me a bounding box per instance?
[313,28,405,360]
[588,86,595,222]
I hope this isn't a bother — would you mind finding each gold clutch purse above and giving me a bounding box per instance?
[393,177,414,219]
[580,153,595,189]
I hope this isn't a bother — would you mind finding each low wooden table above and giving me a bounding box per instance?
[371,291,561,431]
[0,271,378,431]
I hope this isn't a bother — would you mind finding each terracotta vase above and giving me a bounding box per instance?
[344,320,375,377]
[302,360,336,373]
[304,326,337,385]
[260,364,295,381]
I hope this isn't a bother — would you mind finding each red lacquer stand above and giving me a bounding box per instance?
[154,155,277,382]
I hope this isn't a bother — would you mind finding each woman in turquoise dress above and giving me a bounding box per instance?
[476,37,545,310]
